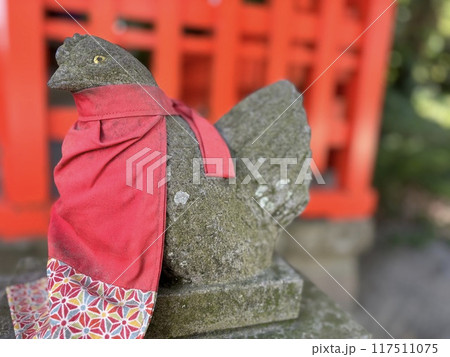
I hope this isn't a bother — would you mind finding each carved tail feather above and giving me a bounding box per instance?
[215,80,311,227]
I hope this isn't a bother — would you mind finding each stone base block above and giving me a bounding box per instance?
[146,256,303,338]
[193,280,371,339]
[284,256,359,310]
[276,218,374,309]
[277,219,375,258]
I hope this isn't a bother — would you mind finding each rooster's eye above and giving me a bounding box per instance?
[93,55,106,64]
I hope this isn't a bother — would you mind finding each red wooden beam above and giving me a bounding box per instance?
[48,107,77,140]
[0,201,50,238]
[302,188,378,219]
[90,0,117,41]
[1,0,49,205]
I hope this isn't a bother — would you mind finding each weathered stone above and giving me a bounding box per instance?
[192,280,371,339]
[0,241,48,339]
[147,256,303,338]
[48,34,312,285]
[163,81,310,285]
[290,256,360,311]
[0,293,14,339]
[276,218,375,309]
[277,218,375,257]
[0,241,47,276]
[47,34,157,91]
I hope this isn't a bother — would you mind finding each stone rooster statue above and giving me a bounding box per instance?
[48,33,311,285]
[6,33,310,339]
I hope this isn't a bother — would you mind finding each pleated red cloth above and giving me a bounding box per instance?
[6,84,234,339]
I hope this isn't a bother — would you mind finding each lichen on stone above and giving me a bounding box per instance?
[174,191,190,206]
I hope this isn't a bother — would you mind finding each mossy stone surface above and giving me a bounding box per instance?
[0,241,48,339]
[163,81,311,285]
[193,280,371,339]
[147,256,303,338]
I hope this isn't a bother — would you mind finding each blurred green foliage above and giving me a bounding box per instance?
[375,0,450,216]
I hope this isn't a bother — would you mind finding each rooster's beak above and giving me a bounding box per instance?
[47,64,79,91]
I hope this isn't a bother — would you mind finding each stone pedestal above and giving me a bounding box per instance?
[276,218,374,310]
[147,257,303,338]
[193,280,370,339]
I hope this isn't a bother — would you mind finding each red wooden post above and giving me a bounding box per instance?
[0,0,7,145]
[153,0,182,98]
[266,0,292,85]
[0,0,49,205]
[304,0,345,172]
[210,0,240,121]
[339,0,396,193]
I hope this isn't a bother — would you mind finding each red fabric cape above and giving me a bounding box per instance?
[48,83,234,292]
